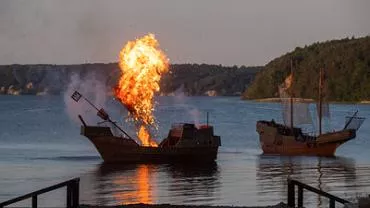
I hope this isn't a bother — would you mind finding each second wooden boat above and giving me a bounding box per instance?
[256,60,365,156]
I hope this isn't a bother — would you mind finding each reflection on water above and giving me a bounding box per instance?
[111,164,153,204]
[2,96,370,206]
[89,163,155,205]
[256,155,360,207]
[78,155,370,207]
[83,162,220,206]
[166,163,220,204]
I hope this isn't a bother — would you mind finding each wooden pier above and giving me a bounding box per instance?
[0,178,79,208]
[287,178,349,208]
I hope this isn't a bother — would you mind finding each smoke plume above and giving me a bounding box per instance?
[64,72,110,125]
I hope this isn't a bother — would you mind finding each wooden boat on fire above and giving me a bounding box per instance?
[257,61,365,156]
[71,91,221,163]
[80,121,221,163]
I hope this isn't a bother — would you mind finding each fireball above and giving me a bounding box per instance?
[115,33,169,147]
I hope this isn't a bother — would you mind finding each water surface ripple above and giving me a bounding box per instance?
[1,96,370,207]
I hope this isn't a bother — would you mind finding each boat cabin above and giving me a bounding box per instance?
[159,123,221,148]
[257,120,316,142]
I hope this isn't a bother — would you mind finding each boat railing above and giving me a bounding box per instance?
[287,178,349,208]
[0,178,79,208]
[344,115,366,130]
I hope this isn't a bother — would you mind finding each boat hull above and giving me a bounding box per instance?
[257,121,356,156]
[88,136,219,163]
[260,141,339,156]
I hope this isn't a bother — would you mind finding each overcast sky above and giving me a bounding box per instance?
[0,0,369,66]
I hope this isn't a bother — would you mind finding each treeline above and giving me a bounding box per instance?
[162,64,260,96]
[243,36,370,101]
[0,63,260,96]
[0,63,117,95]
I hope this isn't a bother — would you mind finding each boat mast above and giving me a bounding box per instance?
[290,59,294,129]
[71,90,134,140]
[318,68,323,135]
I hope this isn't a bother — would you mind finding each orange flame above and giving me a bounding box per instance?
[138,126,158,147]
[115,33,169,146]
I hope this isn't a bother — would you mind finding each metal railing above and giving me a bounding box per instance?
[287,178,349,208]
[0,178,79,208]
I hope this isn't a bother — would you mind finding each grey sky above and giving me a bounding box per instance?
[0,0,369,66]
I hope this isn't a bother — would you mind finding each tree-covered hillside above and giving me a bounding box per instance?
[0,63,260,96]
[243,36,370,101]
[162,64,260,96]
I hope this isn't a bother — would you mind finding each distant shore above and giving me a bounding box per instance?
[252,98,314,103]
[2,94,370,104]
[252,97,370,104]
[80,202,288,208]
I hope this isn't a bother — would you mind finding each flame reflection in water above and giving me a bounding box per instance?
[88,162,220,206]
[113,165,153,204]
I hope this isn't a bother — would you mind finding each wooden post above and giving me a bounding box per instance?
[287,179,295,207]
[32,195,37,208]
[67,184,72,208]
[72,179,79,208]
[329,199,335,208]
[298,186,303,207]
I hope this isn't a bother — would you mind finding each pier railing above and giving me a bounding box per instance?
[287,178,349,208]
[0,178,79,208]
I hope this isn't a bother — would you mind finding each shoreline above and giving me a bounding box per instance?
[2,94,370,104]
[251,97,370,104]
[252,98,313,103]
[80,202,288,208]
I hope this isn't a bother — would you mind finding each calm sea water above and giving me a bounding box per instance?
[1,95,370,207]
